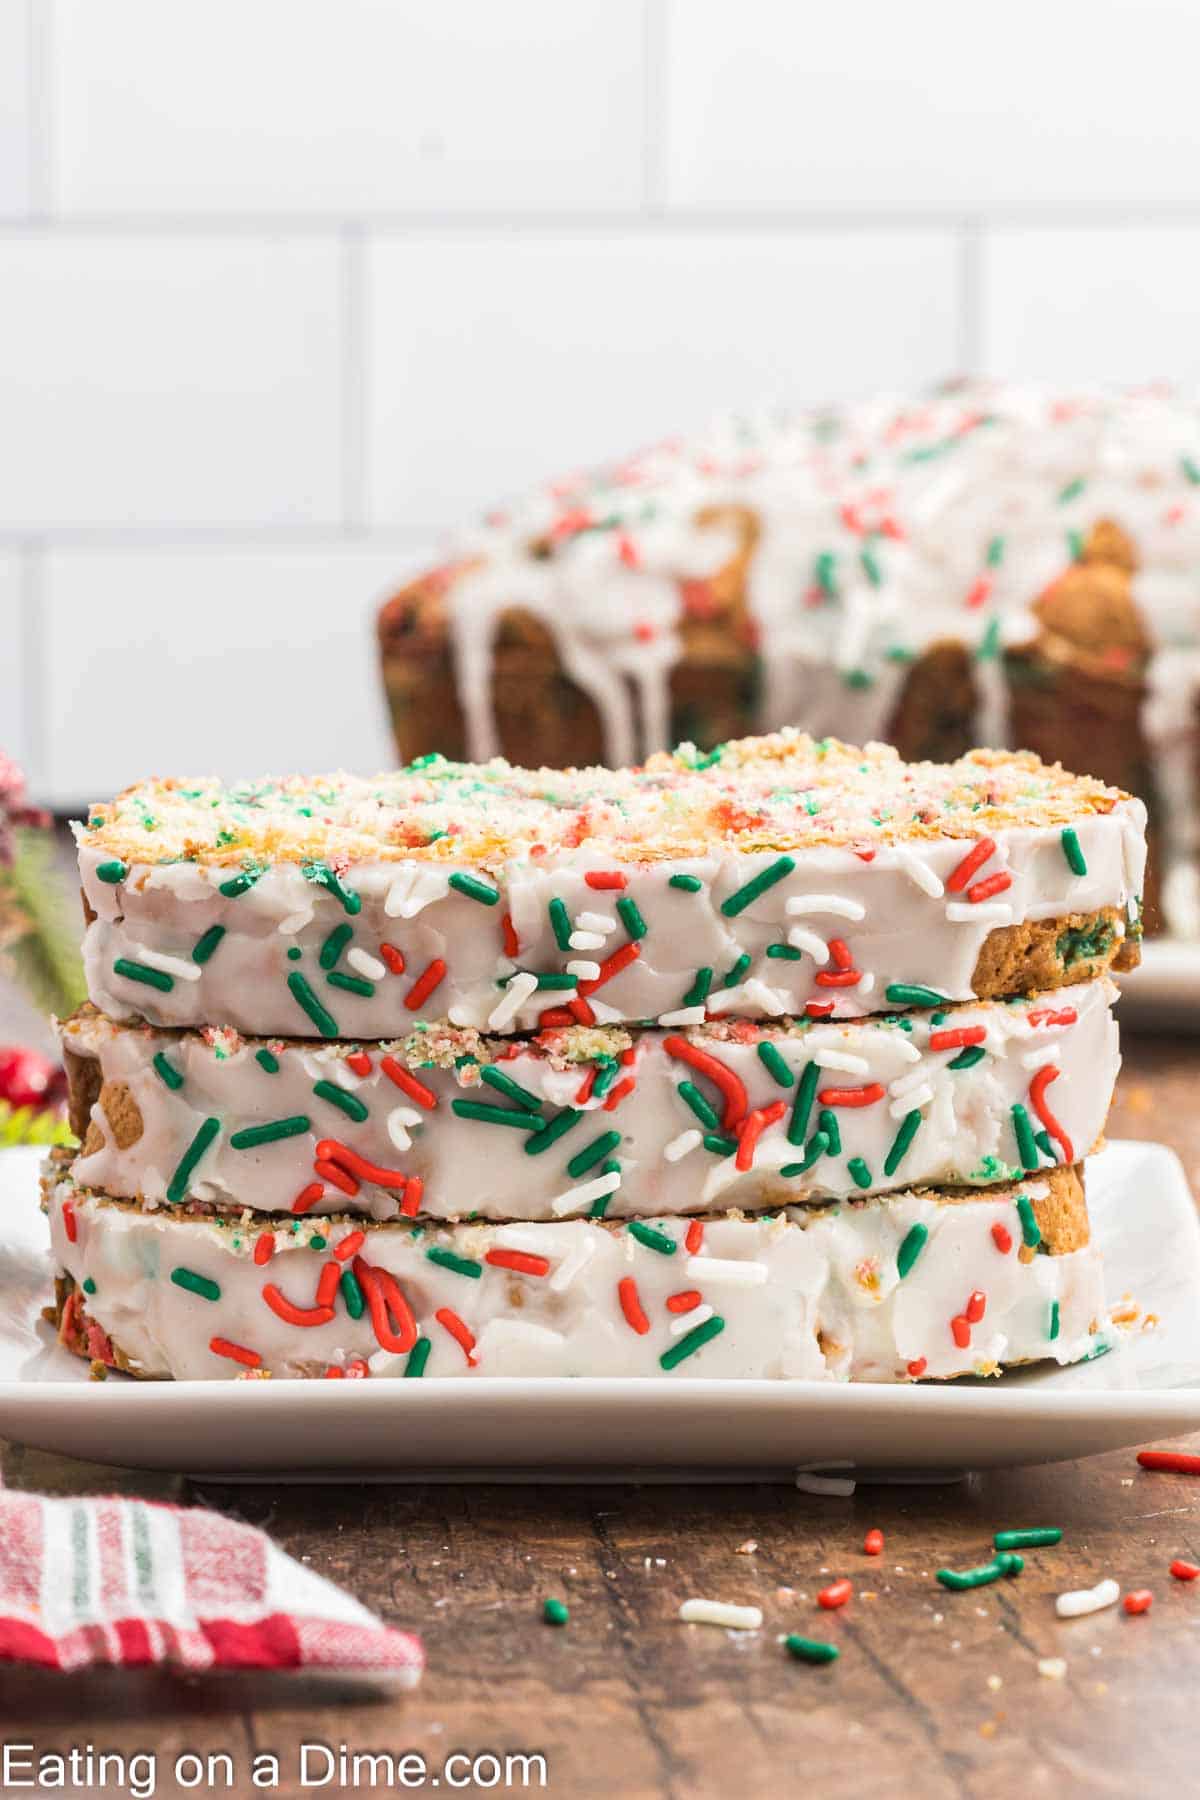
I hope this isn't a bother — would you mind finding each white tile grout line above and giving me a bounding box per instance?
[340,223,369,531]
[957,219,983,375]
[19,545,45,790]
[643,0,668,215]
[25,0,52,221]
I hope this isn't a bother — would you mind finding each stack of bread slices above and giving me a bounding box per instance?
[49,730,1145,1383]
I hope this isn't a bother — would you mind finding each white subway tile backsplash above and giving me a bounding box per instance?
[53,0,646,216]
[0,237,343,531]
[35,546,426,806]
[982,228,1200,384]
[0,0,30,216]
[665,0,1200,216]
[367,229,962,528]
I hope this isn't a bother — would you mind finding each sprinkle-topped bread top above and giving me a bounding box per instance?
[78,732,1131,871]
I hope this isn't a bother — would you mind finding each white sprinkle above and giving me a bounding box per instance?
[664,1129,702,1162]
[889,1065,933,1100]
[679,1599,762,1631]
[566,959,601,981]
[548,1233,596,1294]
[889,1084,932,1118]
[131,944,202,982]
[1021,1044,1062,1072]
[795,1470,857,1497]
[742,978,788,1015]
[386,1105,422,1152]
[1056,1578,1120,1619]
[568,931,605,951]
[577,911,616,934]
[589,999,625,1024]
[815,1048,870,1077]
[277,910,311,935]
[894,847,945,898]
[347,947,386,981]
[386,867,450,919]
[488,971,539,1031]
[786,926,830,964]
[786,894,866,921]
[658,1006,708,1028]
[1038,1658,1068,1680]
[550,1168,622,1218]
[383,870,414,917]
[670,1303,715,1337]
[886,1034,922,1064]
[685,1255,768,1288]
[946,901,1014,925]
[856,971,876,996]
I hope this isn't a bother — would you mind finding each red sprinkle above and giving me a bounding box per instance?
[618,1276,650,1335]
[1124,1590,1153,1615]
[946,838,996,892]
[735,1101,787,1171]
[501,911,520,959]
[967,870,1013,904]
[380,943,406,976]
[965,574,993,610]
[603,1077,637,1112]
[436,1306,477,1365]
[817,1579,852,1610]
[574,1066,598,1105]
[578,940,640,996]
[585,871,627,890]
[828,937,854,971]
[334,1230,365,1263]
[663,1035,750,1130]
[666,1290,703,1314]
[62,1200,77,1244]
[538,1008,575,1028]
[262,1283,335,1329]
[324,1365,344,1378]
[291,1180,327,1214]
[405,958,448,1012]
[400,1175,423,1218]
[380,1057,438,1109]
[964,1289,987,1324]
[805,1000,836,1018]
[929,1025,987,1052]
[685,1219,705,1254]
[317,1139,408,1190]
[569,996,597,1026]
[486,1249,550,1277]
[253,1234,276,1265]
[1170,1559,1200,1580]
[1029,1063,1074,1163]
[864,1529,884,1556]
[346,1051,372,1077]
[1138,1451,1200,1474]
[315,1261,341,1309]
[314,1158,360,1197]
[1027,1007,1077,1028]
[814,968,863,988]
[355,1258,417,1355]
[818,1083,886,1108]
[210,1336,261,1369]
[907,1357,928,1378]
[991,1223,1013,1254]
[951,1315,971,1349]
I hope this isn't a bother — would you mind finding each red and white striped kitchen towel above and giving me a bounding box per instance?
[0,1480,423,1685]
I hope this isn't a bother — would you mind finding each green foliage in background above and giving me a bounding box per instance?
[0,825,86,1020]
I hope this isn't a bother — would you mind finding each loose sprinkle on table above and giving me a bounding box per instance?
[1137,1450,1200,1474]
[1123,1589,1153,1615]
[864,1529,884,1556]
[543,1598,570,1626]
[994,1527,1062,1550]
[1056,1578,1119,1618]
[785,1635,839,1664]
[817,1579,852,1610]
[679,1599,763,1630]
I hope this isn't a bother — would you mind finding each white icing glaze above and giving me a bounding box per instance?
[60,978,1118,1222]
[46,1168,1109,1383]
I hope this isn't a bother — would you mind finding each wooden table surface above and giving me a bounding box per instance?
[4,1027,1199,1800]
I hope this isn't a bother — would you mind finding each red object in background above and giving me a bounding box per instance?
[0,1045,63,1111]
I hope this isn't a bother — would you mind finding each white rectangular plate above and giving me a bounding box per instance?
[0,1140,1197,1478]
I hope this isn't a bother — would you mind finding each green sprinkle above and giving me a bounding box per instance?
[846,1156,872,1188]
[426,1246,483,1279]
[814,550,839,598]
[819,1107,841,1156]
[255,1048,280,1074]
[1016,1193,1042,1249]
[1011,1103,1040,1172]
[567,1129,622,1178]
[1060,826,1087,877]
[313,1080,369,1122]
[628,1221,677,1255]
[191,924,226,965]
[785,1635,839,1665]
[896,1221,929,1279]
[95,859,127,884]
[327,970,375,997]
[766,942,802,960]
[994,1527,1062,1550]
[860,541,883,587]
[757,1041,795,1088]
[339,1268,365,1319]
[525,1108,582,1156]
[936,1558,1019,1592]
[1067,528,1084,563]
[1182,456,1200,486]
[1048,1299,1060,1341]
[884,983,944,1007]
[616,896,648,940]
[82,1277,96,1295]
[229,1115,311,1149]
[113,957,173,993]
[287,971,338,1037]
[721,855,795,918]
[170,1266,221,1302]
[986,534,1006,567]
[452,1099,544,1131]
[405,1337,431,1377]
[703,1132,739,1157]
[480,1065,542,1112]
[219,868,263,899]
[543,1597,570,1626]
[780,1129,829,1177]
[678,1081,720,1130]
[669,874,703,892]
[948,1045,986,1070]
[884,1109,922,1177]
[319,923,353,970]
[548,896,573,951]
[589,1163,619,1218]
[1058,476,1086,505]
[310,1234,327,1250]
[528,972,578,990]
[449,871,500,906]
[166,1117,220,1203]
[976,617,1002,663]
[152,1052,184,1091]
[788,1062,820,1145]
[683,967,713,1008]
[287,946,302,961]
[303,860,361,915]
[723,952,752,988]
[660,1313,725,1369]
